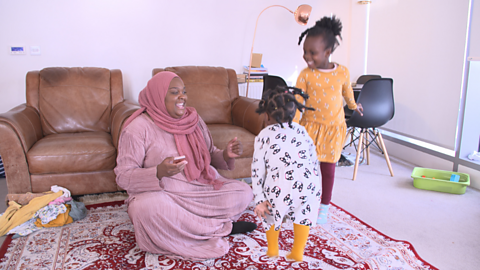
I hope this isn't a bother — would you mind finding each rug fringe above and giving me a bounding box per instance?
[76,191,128,206]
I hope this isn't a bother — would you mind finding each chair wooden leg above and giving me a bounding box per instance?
[344,127,352,147]
[374,129,384,153]
[345,127,355,147]
[366,130,371,165]
[350,128,355,147]
[352,130,364,181]
[377,132,394,177]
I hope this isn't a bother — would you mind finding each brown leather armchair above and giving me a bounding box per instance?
[0,67,140,196]
[153,66,266,179]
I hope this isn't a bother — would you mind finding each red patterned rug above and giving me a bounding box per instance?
[0,200,437,270]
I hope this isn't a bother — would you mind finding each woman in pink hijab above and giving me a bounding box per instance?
[114,72,255,260]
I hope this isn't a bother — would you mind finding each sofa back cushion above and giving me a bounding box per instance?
[154,66,238,125]
[35,67,112,135]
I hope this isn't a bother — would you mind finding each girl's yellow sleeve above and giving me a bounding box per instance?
[342,68,357,110]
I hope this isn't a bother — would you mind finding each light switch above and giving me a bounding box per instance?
[9,46,26,55]
[30,46,41,55]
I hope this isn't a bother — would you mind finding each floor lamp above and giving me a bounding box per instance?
[246,4,312,97]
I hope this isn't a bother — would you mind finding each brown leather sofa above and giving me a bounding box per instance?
[0,67,139,196]
[153,66,266,179]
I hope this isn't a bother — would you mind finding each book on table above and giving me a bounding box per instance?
[243,65,268,74]
[243,65,268,83]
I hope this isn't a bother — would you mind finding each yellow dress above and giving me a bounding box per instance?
[294,63,357,163]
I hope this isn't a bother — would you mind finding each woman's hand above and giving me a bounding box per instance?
[355,103,364,116]
[224,137,243,160]
[156,157,188,180]
[254,201,272,219]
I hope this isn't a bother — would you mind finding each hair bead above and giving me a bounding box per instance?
[255,86,315,128]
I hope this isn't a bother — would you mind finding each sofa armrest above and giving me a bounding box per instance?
[111,100,140,149]
[231,96,266,136]
[0,104,42,153]
[0,104,43,194]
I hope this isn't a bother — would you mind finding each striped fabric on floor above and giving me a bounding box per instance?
[0,156,5,178]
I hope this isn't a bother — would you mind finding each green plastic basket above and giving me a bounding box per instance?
[411,167,470,194]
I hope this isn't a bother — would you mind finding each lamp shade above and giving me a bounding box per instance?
[294,5,312,25]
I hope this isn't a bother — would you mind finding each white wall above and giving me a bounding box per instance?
[0,0,359,113]
[367,0,470,150]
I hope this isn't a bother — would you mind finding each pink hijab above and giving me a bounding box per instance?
[124,71,222,189]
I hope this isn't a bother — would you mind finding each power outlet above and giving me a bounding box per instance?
[30,46,41,55]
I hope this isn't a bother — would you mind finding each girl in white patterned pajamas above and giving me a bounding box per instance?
[252,86,321,262]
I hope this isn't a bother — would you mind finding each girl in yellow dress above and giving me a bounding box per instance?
[294,16,363,224]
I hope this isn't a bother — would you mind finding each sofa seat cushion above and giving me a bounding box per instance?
[207,124,254,159]
[27,132,116,174]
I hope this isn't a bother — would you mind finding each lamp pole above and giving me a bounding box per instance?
[245,5,312,97]
[246,5,294,97]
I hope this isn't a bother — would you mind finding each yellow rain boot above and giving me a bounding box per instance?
[286,223,310,262]
[265,225,280,257]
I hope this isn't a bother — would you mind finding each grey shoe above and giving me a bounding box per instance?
[337,154,354,167]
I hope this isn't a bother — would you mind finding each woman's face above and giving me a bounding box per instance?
[164,77,187,119]
[303,35,331,70]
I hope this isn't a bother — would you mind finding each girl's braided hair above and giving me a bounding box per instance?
[298,15,343,52]
[256,86,314,128]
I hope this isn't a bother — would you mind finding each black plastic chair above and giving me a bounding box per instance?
[262,75,287,94]
[345,74,383,119]
[345,78,395,180]
[356,74,382,85]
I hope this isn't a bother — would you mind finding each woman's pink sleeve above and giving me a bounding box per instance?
[198,118,234,171]
[114,129,163,194]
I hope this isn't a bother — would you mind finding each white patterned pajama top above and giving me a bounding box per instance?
[251,122,321,231]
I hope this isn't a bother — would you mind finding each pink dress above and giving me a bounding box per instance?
[114,114,253,260]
